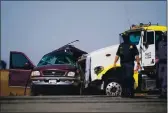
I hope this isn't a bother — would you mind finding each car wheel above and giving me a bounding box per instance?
[30,89,39,96]
[30,85,39,96]
[105,80,122,97]
[30,90,38,96]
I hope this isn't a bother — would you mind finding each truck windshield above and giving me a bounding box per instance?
[37,52,76,66]
[129,31,141,45]
[120,31,141,45]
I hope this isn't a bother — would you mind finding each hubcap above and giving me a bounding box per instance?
[106,82,122,97]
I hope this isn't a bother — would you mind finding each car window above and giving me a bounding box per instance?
[37,53,76,66]
[11,53,29,69]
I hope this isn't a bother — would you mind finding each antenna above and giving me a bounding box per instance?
[65,40,79,46]
[123,4,131,27]
[57,40,79,51]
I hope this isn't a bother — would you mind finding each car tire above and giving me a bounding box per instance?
[30,85,39,96]
[30,88,39,96]
[30,91,38,96]
[104,80,122,97]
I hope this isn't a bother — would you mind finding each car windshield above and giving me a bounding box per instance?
[37,52,76,66]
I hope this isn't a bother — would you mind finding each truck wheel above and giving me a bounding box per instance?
[105,80,122,97]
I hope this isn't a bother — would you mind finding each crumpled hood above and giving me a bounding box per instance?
[33,64,77,71]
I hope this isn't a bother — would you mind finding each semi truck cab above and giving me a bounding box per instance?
[78,23,167,97]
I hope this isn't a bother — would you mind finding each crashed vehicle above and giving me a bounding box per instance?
[29,45,87,95]
[0,44,87,96]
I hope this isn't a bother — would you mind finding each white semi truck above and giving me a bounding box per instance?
[78,23,167,96]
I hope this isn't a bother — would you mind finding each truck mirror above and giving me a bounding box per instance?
[141,31,144,36]
[143,42,149,49]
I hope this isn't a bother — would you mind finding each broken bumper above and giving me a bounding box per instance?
[30,77,81,94]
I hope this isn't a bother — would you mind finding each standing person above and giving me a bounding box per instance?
[0,60,7,69]
[113,35,141,98]
[158,31,167,98]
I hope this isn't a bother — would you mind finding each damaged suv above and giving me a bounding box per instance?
[30,45,87,95]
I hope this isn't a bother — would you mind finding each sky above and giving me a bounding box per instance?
[1,1,167,67]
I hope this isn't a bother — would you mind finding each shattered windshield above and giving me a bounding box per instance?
[37,52,76,66]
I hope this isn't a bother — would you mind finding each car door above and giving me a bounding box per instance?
[9,51,35,88]
[141,30,156,67]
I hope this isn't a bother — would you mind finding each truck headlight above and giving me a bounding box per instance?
[67,72,75,77]
[94,66,104,75]
[31,71,40,76]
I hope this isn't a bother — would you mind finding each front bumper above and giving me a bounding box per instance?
[30,76,81,94]
[31,76,81,86]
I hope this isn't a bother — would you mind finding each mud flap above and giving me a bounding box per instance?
[101,81,104,90]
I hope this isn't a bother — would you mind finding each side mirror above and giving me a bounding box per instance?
[141,31,144,36]
[143,42,149,49]
[24,62,34,69]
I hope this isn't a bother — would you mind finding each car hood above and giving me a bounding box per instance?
[33,64,77,71]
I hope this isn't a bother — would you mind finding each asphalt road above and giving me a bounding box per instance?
[0,95,167,112]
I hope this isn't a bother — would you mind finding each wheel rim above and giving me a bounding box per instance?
[106,82,122,97]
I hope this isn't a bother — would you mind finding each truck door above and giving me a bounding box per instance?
[141,30,156,66]
[9,51,35,87]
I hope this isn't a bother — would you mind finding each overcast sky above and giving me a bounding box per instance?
[1,1,166,67]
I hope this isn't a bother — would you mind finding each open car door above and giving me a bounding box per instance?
[141,30,156,67]
[9,51,35,88]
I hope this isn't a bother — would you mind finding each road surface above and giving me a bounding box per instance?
[0,95,167,112]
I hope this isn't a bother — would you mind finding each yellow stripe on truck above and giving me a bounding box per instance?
[143,26,167,31]
[97,64,139,89]
[97,64,121,80]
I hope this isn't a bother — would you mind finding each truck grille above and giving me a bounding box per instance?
[42,70,66,76]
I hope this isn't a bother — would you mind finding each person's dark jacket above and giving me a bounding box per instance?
[0,60,7,69]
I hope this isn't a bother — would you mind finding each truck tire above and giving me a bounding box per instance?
[104,79,122,97]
